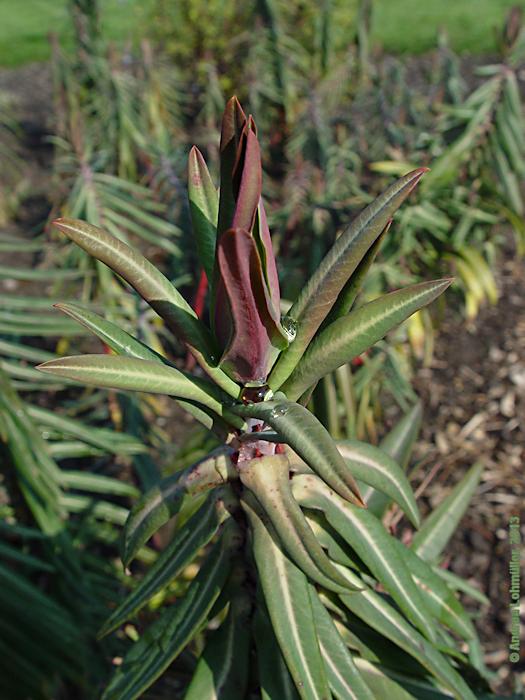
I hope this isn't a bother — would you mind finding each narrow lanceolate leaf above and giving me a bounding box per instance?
[102,528,235,700]
[364,402,422,515]
[240,455,355,592]
[242,494,331,700]
[335,440,420,527]
[269,169,428,389]
[188,146,219,282]
[352,659,420,700]
[282,279,451,400]
[215,228,287,383]
[100,494,230,637]
[433,568,490,607]
[254,602,300,700]
[390,539,476,641]
[52,218,239,397]
[334,569,477,700]
[324,222,390,325]
[56,303,166,363]
[122,448,235,566]
[183,588,252,700]
[36,355,239,425]
[411,463,483,563]
[292,474,438,643]
[55,303,223,432]
[308,586,375,700]
[232,398,364,506]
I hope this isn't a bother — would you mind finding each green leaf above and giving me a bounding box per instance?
[390,539,476,640]
[242,493,330,700]
[292,474,438,643]
[100,494,230,637]
[240,455,355,592]
[324,222,390,325]
[184,586,251,700]
[122,448,235,566]
[232,398,364,506]
[254,601,300,700]
[58,471,139,498]
[433,568,490,607]
[52,218,239,397]
[55,303,225,432]
[27,404,146,457]
[36,355,240,426]
[335,574,477,699]
[102,527,235,700]
[411,463,483,563]
[335,440,420,527]
[308,586,375,699]
[282,279,451,400]
[352,659,419,699]
[188,146,219,282]
[269,169,428,389]
[364,402,422,517]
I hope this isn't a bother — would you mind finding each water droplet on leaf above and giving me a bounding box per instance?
[281,315,297,341]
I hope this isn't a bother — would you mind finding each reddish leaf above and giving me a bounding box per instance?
[215,229,283,383]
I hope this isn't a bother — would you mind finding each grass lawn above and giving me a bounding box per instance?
[0,0,522,67]
[0,0,154,67]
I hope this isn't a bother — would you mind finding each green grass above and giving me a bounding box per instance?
[0,0,154,67]
[367,0,524,54]
[0,0,522,67]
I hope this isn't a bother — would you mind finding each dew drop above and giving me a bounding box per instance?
[270,405,288,419]
[241,383,269,404]
[280,314,297,341]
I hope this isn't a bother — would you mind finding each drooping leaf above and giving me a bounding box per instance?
[232,398,364,506]
[292,474,438,643]
[335,570,477,700]
[389,539,476,640]
[122,448,235,566]
[282,279,451,400]
[100,493,231,637]
[242,493,330,700]
[102,527,235,700]
[254,600,300,700]
[411,463,483,562]
[308,586,375,699]
[352,659,419,699]
[269,169,428,389]
[188,146,219,282]
[433,568,490,607]
[240,455,355,592]
[183,586,251,700]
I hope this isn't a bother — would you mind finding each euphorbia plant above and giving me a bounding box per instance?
[38,98,486,699]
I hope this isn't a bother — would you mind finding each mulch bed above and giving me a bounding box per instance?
[412,247,525,695]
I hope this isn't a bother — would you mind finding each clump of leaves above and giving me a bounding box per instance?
[38,98,488,699]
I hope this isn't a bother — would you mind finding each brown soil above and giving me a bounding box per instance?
[412,247,525,695]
